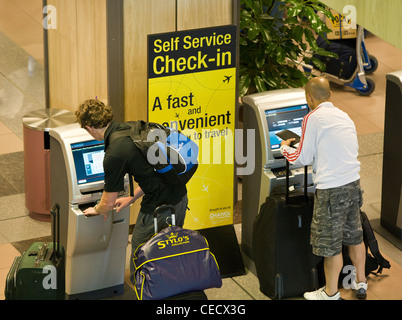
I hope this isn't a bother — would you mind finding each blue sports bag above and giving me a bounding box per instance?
[133,206,222,300]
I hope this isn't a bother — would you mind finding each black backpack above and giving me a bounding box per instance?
[355,211,390,275]
[339,211,391,284]
[109,120,198,188]
[318,210,391,286]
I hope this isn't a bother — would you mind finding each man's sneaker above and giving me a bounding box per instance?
[304,287,341,300]
[351,280,367,299]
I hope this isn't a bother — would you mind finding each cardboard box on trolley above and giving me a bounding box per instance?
[326,8,357,40]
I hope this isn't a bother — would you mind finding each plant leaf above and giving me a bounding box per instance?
[304,28,318,51]
[275,46,286,64]
[287,4,302,17]
[292,25,304,42]
[239,74,252,96]
[315,48,339,59]
[254,75,268,92]
[311,57,326,71]
[248,21,260,40]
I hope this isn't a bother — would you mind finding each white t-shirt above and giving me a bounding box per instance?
[280,101,360,189]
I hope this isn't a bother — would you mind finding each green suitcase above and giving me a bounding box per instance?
[5,256,21,300]
[5,204,65,300]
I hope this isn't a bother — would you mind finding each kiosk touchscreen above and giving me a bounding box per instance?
[241,88,314,260]
[265,104,309,155]
[50,123,130,299]
[71,140,105,186]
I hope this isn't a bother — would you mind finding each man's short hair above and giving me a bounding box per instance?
[75,99,113,129]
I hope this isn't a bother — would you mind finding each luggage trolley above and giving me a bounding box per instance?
[302,25,378,96]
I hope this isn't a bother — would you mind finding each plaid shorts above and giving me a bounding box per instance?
[310,180,363,257]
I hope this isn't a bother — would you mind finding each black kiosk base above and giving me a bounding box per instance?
[198,225,245,278]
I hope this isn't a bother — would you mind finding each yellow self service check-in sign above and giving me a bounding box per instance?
[147,25,237,230]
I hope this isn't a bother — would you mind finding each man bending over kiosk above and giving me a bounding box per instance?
[280,77,367,300]
[75,99,188,284]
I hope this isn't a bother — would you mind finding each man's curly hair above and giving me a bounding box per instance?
[75,99,113,129]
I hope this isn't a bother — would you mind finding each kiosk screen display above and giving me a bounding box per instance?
[265,104,309,150]
[71,140,105,185]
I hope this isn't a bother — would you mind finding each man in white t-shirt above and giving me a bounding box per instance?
[280,77,367,300]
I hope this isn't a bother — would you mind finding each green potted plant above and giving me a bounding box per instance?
[239,0,338,96]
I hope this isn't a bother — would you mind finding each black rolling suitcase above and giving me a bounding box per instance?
[252,162,320,299]
[5,203,65,300]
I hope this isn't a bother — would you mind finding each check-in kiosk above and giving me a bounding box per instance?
[381,71,402,239]
[241,88,314,259]
[49,123,130,299]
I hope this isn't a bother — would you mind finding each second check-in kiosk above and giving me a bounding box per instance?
[381,71,402,239]
[241,88,314,259]
[50,123,130,299]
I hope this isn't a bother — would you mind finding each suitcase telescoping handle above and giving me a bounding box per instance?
[153,205,176,234]
[285,160,308,204]
[50,203,61,262]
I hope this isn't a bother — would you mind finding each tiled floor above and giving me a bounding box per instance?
[0,1,402,300]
